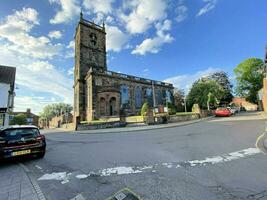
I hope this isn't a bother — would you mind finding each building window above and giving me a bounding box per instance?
[166,90,172,103]
[146,88,153,107]
[120,85,130,108]
[156,90,163,106]
[135,86,142,108]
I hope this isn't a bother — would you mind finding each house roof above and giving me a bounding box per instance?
[0,65,16,86]
[13,111,39,118]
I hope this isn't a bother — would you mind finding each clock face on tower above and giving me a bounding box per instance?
[89,33,97,46]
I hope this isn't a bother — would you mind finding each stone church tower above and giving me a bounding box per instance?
[73,13,107,121]
[74,13,174,122]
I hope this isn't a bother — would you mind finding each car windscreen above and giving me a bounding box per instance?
[0,128,40,141]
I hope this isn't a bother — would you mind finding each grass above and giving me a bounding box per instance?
[126,115,144,123]
[81,117,120,125]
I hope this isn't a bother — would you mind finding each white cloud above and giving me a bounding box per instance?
[93,12,105,24]
[83,0,114,14]
[0,7,62,59]
[67,67,74,75]
[106,25,129,52]
[14,96,59,114]
[48,30,62,39]
[196,0,217,17]
[164,68,220,93]
[0,8,73,114]
[15,60,73,104]
[65,40,74,58]
[0,46,73,113]
[176,5,188,23]
[67,40,74,49]
[49,0,80,24]
[119,0,167,34]
[132,19,174,55]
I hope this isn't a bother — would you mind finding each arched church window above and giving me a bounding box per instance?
[135,86,142,108]
[166,90,172,103]
[156,90,163,106]
[146,88,153,107]
[120,85,130,108]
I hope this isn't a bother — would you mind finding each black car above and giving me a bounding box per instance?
[0,125,46,161]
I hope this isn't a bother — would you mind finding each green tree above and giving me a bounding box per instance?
[9,114,27,125]
[234,58,265,103]
[173,88,185,112]
[40,103,73,120]
[187,79,224,110]
[141,102,149,116]
[208,71,233,104]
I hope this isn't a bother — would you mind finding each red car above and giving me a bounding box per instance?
[0,125,46,161]
[215,107,231,117]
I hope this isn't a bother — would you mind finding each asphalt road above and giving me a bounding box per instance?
[2,112,267,200]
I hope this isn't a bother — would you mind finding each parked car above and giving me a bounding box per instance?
[0,125,46,161]
[215,107,232,117]
[227,107,237,115]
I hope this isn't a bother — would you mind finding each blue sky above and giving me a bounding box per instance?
[0,0,266,114]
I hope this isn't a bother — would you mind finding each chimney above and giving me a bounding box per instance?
[26,108,31,114]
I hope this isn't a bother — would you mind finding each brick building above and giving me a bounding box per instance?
[73,13,174,122]
[12,109,39,127]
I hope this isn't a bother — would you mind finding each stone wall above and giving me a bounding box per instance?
[168,113,200,123]
[262,78,267,112]
[76,121,126,131]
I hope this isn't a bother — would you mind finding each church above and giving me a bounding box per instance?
[73,13,174,122]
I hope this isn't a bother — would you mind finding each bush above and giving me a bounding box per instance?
[167,102,176,115]
[9,114,28,125]
[141,102,149,116]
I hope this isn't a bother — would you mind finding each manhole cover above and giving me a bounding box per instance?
[106,188,141,200]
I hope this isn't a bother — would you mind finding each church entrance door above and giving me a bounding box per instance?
[109,97,116,116]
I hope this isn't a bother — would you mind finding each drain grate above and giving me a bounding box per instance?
[106,188,141,200]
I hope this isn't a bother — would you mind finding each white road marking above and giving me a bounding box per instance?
[35,165,43,170]
[38,172,72,184]
[75,174,88,179]
[37,147,262,183]
[86,147,261,177]
[97,166,143,176]
[255,132,267,154]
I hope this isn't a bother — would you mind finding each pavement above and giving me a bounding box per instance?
[1,111,267,200]
[0,161,44,200]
